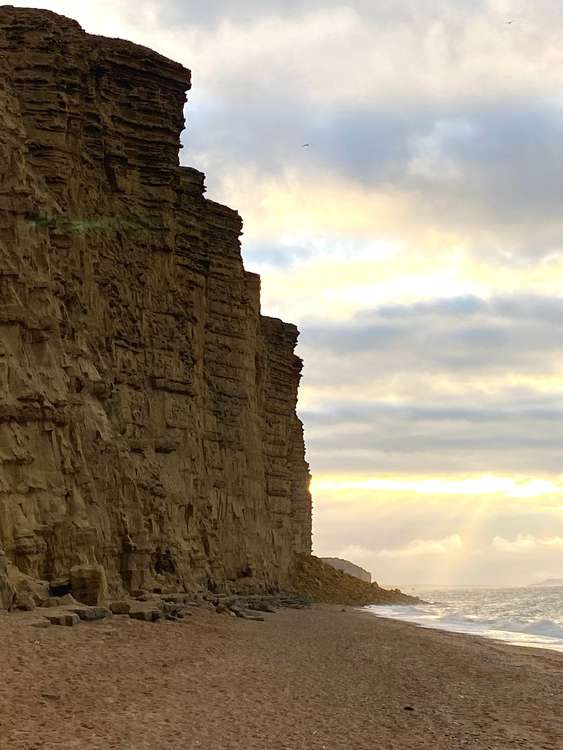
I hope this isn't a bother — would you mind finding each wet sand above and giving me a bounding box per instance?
[0,604,561,749]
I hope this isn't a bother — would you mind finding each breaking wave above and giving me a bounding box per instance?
[365,586,563,653]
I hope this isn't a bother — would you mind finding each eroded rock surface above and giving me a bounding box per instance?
[0,7,312,604]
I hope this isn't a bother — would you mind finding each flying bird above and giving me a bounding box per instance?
[302,143,310,148]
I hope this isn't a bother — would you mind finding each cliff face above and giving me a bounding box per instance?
[321,558,372,583]
[0,7,312,601]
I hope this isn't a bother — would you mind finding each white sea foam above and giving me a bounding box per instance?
[365,586,563,653]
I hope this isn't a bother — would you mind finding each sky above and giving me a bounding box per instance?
[13,0,563,586]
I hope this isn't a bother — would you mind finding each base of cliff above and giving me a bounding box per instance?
[290,555,420,606]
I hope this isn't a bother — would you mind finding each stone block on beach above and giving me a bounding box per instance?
[70,607,112,622]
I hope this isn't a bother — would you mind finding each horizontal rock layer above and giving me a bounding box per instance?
[0,7,312,601]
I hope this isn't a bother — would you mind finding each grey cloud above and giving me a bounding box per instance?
[148,1,489,29]
[418,103,563,230]
[305,420,563,474]
[184,91,563,256]
[311,434,563,456]
[147,0,340,26]
[300,293,563,372]
[307,447,563,475]
[302,400,563,427]
[152,0,563,256]
[372,294,563,323]
[298,294,563,475]
[242,241,316,269]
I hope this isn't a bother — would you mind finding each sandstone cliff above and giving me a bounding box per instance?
[0,6,312,603]
[321,558,372,583]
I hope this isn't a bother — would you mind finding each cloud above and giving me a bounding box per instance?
[313,476,560,499]
[242,241,316,269]
[296,294,563,473]
[285,293,563,476]
[378,534,463,558]
[313,480,563,585]
[302,293,563,369]
[492,534,563,552]
[168,4,563,264]
[335,544,373,564]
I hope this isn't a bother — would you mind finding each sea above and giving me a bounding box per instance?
[365,585,563,653]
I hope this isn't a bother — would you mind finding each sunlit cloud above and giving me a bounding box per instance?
[312,475,561,499]
[492,534,563,552]
[378,533,463,559]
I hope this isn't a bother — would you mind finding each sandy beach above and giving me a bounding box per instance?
[1,604,561,750]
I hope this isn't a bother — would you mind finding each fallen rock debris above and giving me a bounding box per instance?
[24,593,313,627]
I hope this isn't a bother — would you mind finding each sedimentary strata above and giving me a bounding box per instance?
[0,6,312,604]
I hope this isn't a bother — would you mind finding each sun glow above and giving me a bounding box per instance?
[311,474,562,500]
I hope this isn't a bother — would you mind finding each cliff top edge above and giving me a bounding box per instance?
[0,5,191,86]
